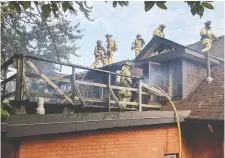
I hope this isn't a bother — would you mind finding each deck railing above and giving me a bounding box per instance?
[1,54,164,114]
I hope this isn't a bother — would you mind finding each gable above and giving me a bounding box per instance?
[134,36,184,61]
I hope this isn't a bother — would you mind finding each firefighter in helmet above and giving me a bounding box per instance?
[153,24,166,38]
[200,21,218,53]
[94,40,107,68]
[118,61,133,109]
[131,33,145,57]
[105,34,118,65]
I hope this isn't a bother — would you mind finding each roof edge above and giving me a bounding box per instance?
[185,117,224,124]
[6,111,190,138]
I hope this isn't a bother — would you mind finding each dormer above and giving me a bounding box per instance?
[134,36,223,100]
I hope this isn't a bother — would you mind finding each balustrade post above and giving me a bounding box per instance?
[107,74,111,112]
[138,78,142,111]
[72,67,76,104]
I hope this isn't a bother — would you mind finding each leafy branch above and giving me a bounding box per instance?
[108,1,214,18]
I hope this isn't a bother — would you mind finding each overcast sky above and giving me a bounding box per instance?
[59,1,224,74]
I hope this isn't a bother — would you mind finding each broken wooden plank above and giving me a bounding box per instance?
[25,60,74,105]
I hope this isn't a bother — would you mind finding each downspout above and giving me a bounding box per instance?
[206,51,213,83]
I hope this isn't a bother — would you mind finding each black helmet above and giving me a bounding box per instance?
[105,34,112,38]
[204,21,211,25]
[97,40,102,44]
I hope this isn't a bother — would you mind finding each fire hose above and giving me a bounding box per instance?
[152,85,182,158]
[130,82,182,158]
[121,80,182,158]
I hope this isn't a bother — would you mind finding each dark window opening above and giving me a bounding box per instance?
[164,153,178,158]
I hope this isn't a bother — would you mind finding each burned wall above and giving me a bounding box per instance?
[164,59,183,100]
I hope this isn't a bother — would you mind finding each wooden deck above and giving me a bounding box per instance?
[1,54,167,114]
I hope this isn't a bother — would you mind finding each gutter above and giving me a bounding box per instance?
[185,117,224,124]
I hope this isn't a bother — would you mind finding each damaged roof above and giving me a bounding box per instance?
[134,35,184,61]
[134,35,223,66]
[160,36,224,121]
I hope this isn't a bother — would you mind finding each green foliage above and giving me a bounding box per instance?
[1,1,93,20]
[41,4,51,17]
[117,1,129,7]
[144,1,155,12]
[113,1,117,8]
[156,2,167,10]
[19,1,31,10]
[1,108,10,118]
[0,1,216,66]
[108,1,215,18]
[202,2,214,9]
[185,1,214,17]
[1,100,10,118]
[1,1,88,68]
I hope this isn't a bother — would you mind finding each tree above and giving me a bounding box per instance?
[1,1,93,68]
[1,1,215,63]
[110,1,215,18]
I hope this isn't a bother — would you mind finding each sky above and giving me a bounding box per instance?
[58,1,225,74]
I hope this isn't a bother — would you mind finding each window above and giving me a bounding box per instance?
[164,153,178,158]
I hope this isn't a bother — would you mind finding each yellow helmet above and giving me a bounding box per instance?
[123,61,132,67]
[2,99,9,104]
[160,24,166,28]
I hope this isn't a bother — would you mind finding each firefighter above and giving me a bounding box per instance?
[94,40,107,68]
[153,24,166,38]
[131,34,145,57]
[118,61,133,109]
[200,21,218,53]
[105,34,118,65]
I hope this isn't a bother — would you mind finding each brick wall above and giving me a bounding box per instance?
[19,124,191,158]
